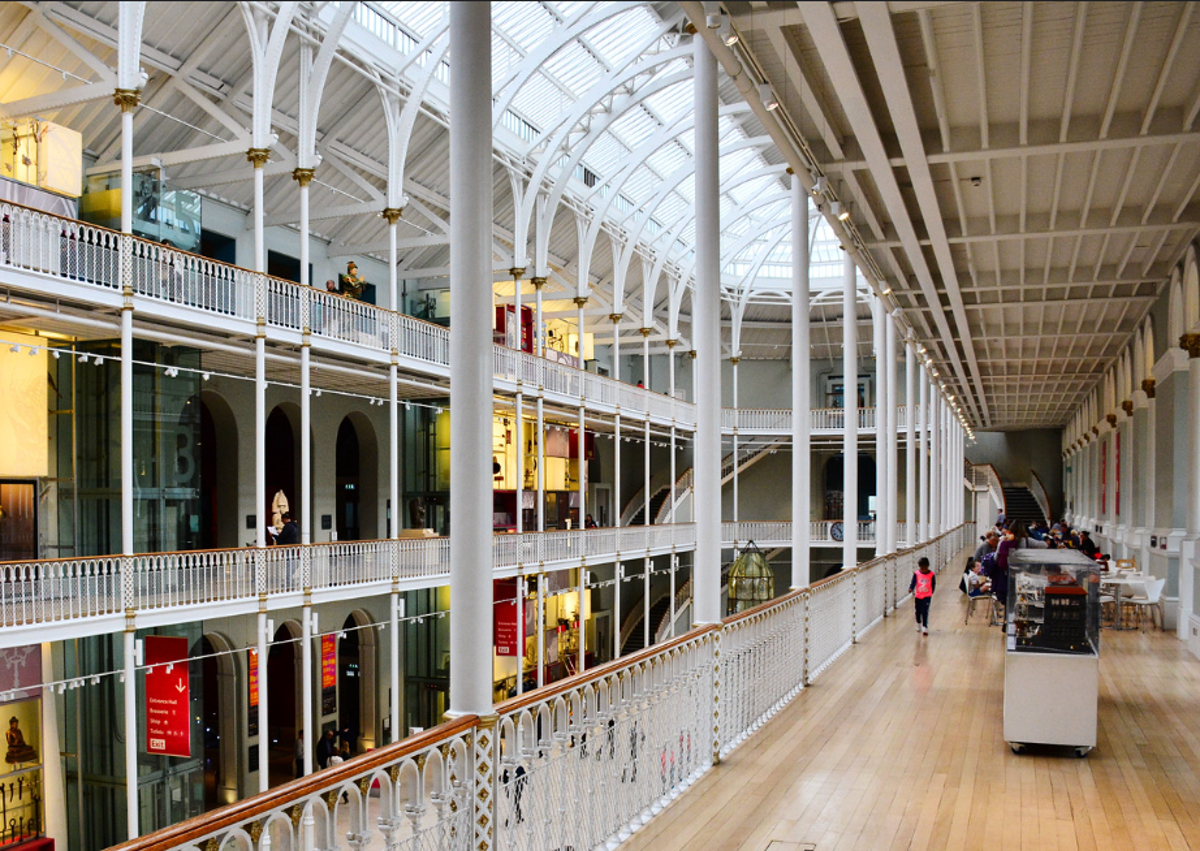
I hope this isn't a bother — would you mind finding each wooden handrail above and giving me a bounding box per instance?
[107,714,479,851]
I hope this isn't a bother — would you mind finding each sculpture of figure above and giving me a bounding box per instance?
[408,498,426,529]
[339,261,366,300]
[5,717,37,765]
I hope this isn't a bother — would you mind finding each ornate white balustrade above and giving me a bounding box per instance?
[0,202,687,428]
[110,525,969,851]
[0,525,694,640]
[721,405,915,435]
[0,521,949,641]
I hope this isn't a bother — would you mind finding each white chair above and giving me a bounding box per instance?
[1122,576,1166,631]
[964,579,991,624]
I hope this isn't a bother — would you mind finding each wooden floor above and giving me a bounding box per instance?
[622,554,1200,851]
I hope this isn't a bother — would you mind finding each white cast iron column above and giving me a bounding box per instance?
[692,34,721,625]
[791,175,811,588]
[842,254,858,570]
[448,2,494,717]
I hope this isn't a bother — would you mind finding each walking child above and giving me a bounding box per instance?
[910,556,935,635]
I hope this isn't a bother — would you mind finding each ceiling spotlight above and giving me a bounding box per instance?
[717,17,739,45]
[757,83,778,110]
[29,347,39,356]
[9,344,18,353]
[202,372,211,381]
[705,12,722,28]
[435,407,443,415]
[78,353,88,363]
[837,204,851,222]
[51,350,60,360]
[811,173,827,195]
[882,287,893,295]
[314,389,322,397]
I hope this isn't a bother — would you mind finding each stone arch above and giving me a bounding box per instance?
[335,412,380,540]
[1168,268,1184,342]
[199,389,240,547]
[1184,244,1199,332]
[267,618,303,787]
[191,631,239,808]
[1142,315,1156,378]
[339,609,378,752]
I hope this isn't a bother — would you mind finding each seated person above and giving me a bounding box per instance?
[964,563,991,597]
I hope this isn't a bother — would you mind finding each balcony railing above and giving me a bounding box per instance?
[110,524,970,851]
[0,525,694,634]
[0,201,687,427]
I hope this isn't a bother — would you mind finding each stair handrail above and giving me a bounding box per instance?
[617,583,674,654]
[654,467,693,525]
[1030,469,1053,523]
[981,463,1006,517]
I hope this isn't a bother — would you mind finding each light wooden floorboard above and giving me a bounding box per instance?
[620,554,1200,851]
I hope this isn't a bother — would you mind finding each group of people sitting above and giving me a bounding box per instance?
[961,516,1103,612]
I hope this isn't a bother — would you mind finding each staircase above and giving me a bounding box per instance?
[620,594,673,656]
[1002,486,1045,526]
[627,488,672,526]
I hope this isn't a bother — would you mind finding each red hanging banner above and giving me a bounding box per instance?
[321,635,337,690]
[494,578,519,656]
[145,636,190,758]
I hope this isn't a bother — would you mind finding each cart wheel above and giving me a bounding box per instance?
[1009,743,1024,754]
[1075,747,1090,758]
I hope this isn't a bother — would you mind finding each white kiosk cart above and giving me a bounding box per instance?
[1003,549,1100,757]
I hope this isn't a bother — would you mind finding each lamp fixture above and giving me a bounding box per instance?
[837,204,851,222]
[757,83,777,110]
[8,344,18,353]
[811,173,827,194]
[78,353,89,363]
[718,17,739,46]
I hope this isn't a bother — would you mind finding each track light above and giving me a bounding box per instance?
[202,372,211,381]
[811,173,827,195]
[757,83,778,110]
[52,350,60,360]
[705,12,722,28]
[837,204,851,221]
[78,353,89,363]
[719,18,739,46]
[314,389,322,397]
[8,344,18,353]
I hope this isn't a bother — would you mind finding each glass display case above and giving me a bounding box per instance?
[1006,549,1100,655]
[1003,549,1100,756]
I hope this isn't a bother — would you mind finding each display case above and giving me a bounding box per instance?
[1003,549,1100,756]
[1006,549,1101,654]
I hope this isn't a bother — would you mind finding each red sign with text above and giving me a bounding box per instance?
[321,635,337,690]
[145,636,190,758]
[248,648,259,709]
[494,579,519,656]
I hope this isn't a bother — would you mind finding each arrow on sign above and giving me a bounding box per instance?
[176,679,186,694]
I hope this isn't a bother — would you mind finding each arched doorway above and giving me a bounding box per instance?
[266,406,297,539]
[198,391,239,548]
[336,418,361,541]
[338,610,378,755]
[266,620,300,787]
[189,634,237,808]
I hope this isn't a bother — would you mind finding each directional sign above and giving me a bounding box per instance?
[145,636,190,758]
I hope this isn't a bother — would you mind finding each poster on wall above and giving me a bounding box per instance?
[145,635,190,758]
[321,634,337,715]
[0,645,42,701]
[247,648,259,736]
[494,579,519,656]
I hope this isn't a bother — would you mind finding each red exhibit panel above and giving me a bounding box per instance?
[494,578,519,656]
[145,636,190,758]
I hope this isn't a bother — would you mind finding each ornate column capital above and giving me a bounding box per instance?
[291,167,316,187]
[608,312,623,324]
[246,148,271,168]
[1106,413,1117,427]
[1142,377,1156,398]
[530,276,546,290]
[1121,400,1134,417]
[1181,333,1200,358]
[572,295,589,308]
[729,356,740,365]
[508,266,525,280]
[688,349,697,359]
[112,88,140,112]
[665,338,678,349]
[381,207,404,225]
[640,326,653,337]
